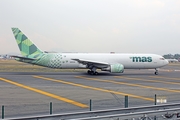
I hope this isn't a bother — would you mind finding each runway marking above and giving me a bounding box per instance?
[115,76,180,85]
[76,76,180,94]
[0,77,88,108]
[34,76,154,101]
[149,76,180,81]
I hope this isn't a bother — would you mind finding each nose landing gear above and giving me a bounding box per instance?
[155,68,158,75]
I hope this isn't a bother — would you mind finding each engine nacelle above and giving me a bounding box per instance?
[102,64,124,73]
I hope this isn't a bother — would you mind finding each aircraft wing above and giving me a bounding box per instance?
[11,55,36,61]
[72,58,109,68]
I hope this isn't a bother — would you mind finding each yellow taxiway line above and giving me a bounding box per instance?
[0,77,88,108]
[114,76,180,93]
[116,76,180,85]
[75,76,180,94]
[33,76,154,101]
[149,76,180,81]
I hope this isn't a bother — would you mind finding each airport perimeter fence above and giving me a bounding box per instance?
[1,94,179,119]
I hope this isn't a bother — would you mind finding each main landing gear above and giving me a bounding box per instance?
[87,67,98,75]
[87,70,98,75]
[155,68,158,75]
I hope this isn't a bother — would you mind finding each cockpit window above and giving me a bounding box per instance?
[160,58,165,60]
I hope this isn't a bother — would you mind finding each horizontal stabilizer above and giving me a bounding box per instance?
[11,55,36,61]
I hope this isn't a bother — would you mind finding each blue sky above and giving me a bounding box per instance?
[0,0,180,55]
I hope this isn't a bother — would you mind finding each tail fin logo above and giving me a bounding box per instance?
[12,28,43,58]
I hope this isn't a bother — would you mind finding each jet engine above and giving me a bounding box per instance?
[102,64,124,73]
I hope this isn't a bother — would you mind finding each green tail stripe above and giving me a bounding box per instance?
[12,28,43,58]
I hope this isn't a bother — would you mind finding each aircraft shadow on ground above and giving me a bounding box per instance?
[0,72,159,76]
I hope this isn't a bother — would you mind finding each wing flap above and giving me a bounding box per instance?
[72,58,109,68]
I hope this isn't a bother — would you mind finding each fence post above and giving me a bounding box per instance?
[50,102,52,114]
[154,94,157,105]
[2,105,4,119]
[90,99,92,111]
[154,94,157,120]
[125,95,128,108]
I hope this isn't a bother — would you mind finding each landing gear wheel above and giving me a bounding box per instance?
[87,70,91,74]
[155,71,158,75]
[90,71,94,75]
[87,70,98,75]
[154,68,158,75]
[94,72,98,75]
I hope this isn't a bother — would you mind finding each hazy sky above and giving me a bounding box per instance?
[0,0,180,55]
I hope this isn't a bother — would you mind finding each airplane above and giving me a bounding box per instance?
[166,59,178,63]
[11,28,169,75]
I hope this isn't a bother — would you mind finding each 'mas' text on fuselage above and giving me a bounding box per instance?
[130,56,152,62]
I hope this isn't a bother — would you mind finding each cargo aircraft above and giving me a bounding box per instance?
[11,28,168,75]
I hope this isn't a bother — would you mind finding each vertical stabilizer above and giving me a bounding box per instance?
[11,28,43,57]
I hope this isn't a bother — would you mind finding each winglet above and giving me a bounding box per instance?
[11,28,43,58]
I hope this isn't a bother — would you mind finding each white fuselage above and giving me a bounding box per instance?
[44,53,168,69]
